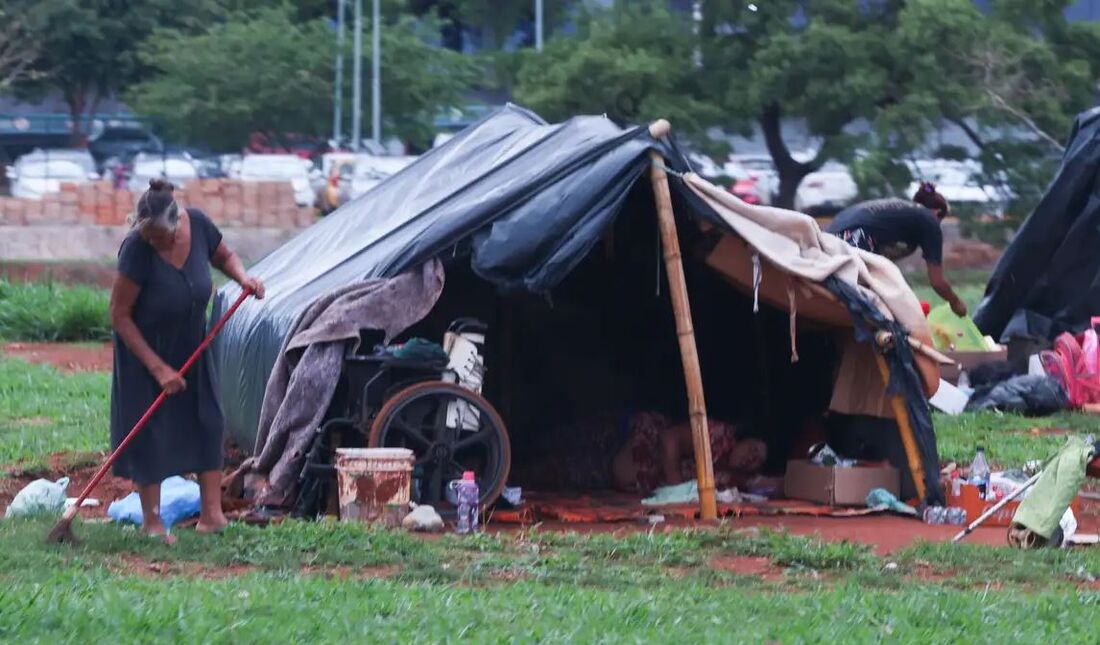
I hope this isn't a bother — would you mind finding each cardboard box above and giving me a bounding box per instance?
[940,347,1008,384]
[785,460,900,506]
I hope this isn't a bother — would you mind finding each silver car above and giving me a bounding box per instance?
[5,149,99,199]
[126,154,199,193]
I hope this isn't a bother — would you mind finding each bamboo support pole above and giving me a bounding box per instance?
[872,348,929,503]
[648,119,717,521]
[874,330,955,366]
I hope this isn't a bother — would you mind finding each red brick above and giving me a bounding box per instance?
[41,195,61,222]
[24,198,43,223]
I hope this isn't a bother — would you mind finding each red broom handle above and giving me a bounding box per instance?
[64,289,253,513]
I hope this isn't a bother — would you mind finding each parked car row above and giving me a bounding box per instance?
[688,150,1012,216]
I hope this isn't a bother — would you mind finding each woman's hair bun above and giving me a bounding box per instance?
[148,178,175,192]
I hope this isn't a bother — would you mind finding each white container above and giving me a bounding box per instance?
[334,448,414,524]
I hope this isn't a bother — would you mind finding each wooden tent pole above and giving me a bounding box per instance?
[872,350,929,503]
[647,119,717,521]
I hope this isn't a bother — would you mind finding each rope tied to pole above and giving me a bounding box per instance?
[650,159,685,179]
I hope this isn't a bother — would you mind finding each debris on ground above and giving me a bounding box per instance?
[5,477,69,518]
[107,476,200,528]
[402,503,444,532]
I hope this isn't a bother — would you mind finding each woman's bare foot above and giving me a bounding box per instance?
[141,519,177,545]
[196,514,229,534]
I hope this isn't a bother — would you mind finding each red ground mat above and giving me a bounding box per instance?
[488,491,882,525]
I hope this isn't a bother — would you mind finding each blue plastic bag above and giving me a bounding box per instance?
[107,476,201,529]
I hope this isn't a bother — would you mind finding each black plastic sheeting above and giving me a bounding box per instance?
[824,277,946,506]
[212,105,671,450]
[975,107,1100,343]
[211,105,944,504]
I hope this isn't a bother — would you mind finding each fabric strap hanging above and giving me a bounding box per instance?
[788,282,800,363]
[751,252,762,314]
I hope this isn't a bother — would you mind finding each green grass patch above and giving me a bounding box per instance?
[908,268,990,315]
[933,410,1096,467]
[0,359,109,470]
[0,518,1098,642]
[0,280,111,342]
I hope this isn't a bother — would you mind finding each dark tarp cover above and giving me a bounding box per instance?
[211,105,942,504]
[212,105,670,449]
[974,107,1100,343]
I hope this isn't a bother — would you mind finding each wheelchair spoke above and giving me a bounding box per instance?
[389,416,432,447]
[453,429,491,452]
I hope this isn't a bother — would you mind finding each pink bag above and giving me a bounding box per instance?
[1043,324,1100,407]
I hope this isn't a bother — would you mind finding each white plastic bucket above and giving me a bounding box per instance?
[334,448,414,524]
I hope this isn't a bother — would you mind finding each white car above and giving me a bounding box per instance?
[127,155,199,193]
[795,161,859,212]
[238,154,314,207]
[6,157,97,199]
[906,160,1011,213]
[348,155,417,199]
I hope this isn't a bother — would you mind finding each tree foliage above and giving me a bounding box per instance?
[10,0,221,144]
[514,2,721,144]
[127,5,476,151]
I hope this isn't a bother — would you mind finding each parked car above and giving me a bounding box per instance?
[126,154,199,193]
[721,159,767,205]
[729,154,779,205]
[5,157,97,199]
[348,154,417,199]
[905,159,1012,214]
[238,154,314,206]
[88,126,163,169]
[12,148,98,179]
[795,161,859,212]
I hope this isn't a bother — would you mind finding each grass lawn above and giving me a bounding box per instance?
[1,517,1098,642]
[2,331,1099,640]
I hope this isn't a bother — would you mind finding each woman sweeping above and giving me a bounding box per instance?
[110,179,264,540]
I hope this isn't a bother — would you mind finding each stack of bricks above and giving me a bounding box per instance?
[0,179,314,229]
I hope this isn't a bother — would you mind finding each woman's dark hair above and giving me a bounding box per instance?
[131,178,179,230]
[912,181,950,219]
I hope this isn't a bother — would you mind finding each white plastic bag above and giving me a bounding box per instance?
[5,477,70,518]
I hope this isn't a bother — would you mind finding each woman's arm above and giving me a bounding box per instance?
[109,274,186,394]
[211,241,265,298]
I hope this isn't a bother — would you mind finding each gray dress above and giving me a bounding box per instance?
[110,209,225,485]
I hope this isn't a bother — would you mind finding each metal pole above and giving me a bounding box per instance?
[371,0,381,144]
[351,0,362,151]
[535,0,544,51]
[333,0,345,145]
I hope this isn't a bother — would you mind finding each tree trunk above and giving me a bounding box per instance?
[759,102,818,210]
[64,86,88,148]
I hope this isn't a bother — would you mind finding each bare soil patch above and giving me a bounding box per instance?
[2,342,113,373]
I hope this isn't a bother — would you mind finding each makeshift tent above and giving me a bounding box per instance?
[975,106,1100,345]
[212,105,946,512]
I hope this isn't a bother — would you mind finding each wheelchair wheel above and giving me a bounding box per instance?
[368,381,510,509]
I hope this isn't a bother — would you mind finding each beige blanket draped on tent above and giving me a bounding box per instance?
[682,173,938,417]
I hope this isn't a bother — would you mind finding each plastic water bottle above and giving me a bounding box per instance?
[970,446,991,498]
[946,507,967,526]
[923,506,947,525]
[454,471,479,535]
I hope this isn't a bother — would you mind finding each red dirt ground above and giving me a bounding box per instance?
[490,516,1008,555]
[1,342,113,373]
